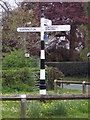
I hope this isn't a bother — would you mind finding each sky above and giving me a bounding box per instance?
[0,0,23,9]
[5,0,19,8]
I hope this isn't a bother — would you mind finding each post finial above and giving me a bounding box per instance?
[41,6,44,18]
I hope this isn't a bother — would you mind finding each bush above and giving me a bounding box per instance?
[2,49,39,70]
[2,68,35,92]
[46,62,88,77]
[46,66,64,90]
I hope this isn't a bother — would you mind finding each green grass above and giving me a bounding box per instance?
[2,99,88,119]
[2,87,85,95]
[2,88,89,119]
[57,88,82,94]
[1,75,89,119]
[2,101,20,118]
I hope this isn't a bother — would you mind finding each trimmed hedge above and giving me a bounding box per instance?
[46,62,88,77]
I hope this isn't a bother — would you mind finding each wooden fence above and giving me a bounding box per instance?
[1,94,90,118]
[54,80,90,93]
[1,80,90,118]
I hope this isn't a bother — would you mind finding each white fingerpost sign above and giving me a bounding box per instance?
[44,25,70,32]
[44,18,52,26]
[17,27,41,32]
[17,25,70,32]
[17,6,71,95]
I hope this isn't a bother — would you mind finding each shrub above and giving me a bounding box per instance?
[46,62,88,77]
[2,68,35,92]
[46,66,64,90]
[2,49,39,70]
[30,66,64,90]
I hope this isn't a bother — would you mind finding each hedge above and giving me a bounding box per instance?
[2,66,64,92]
[2,68,38,92]
[46,62,88,77]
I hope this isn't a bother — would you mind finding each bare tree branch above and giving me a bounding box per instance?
[0,0,12,14]
[15,0,21,7]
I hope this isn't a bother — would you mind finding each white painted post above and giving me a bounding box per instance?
[82,81,86,93]
[40,6,46,95]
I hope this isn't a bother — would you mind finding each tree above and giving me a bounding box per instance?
[21,2,89,61]
[39,2,89,61]
[2,2,40,57]
[2,2,89,62]
[0,0,12,14]
[80,2,90,62]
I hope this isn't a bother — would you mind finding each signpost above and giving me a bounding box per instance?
[44,25,70,32]
[17,25,70,32]
[44,18,52,26]
[17,6,70,95]
[17,27,41,32]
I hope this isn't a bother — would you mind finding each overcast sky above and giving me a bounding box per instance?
[6,0,19,8]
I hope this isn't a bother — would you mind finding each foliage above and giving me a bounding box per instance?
[2,49,65,91]
[27,2,88,61]
[2,99,88,118]
[46,66,64,90]
[2,68,35,93]
[2,49,39,70]
[46,62,88,77]
[2,49,40,93]
[28,101,41,118]
[2,3,40,54]
[44,102,67,117]
[28,101,67,118]
[87,2,90,37]
[2,101,20,118]
[2,2,89,62]
[2,67,64,92]
[80,44,89,62]
[46,47,81,62]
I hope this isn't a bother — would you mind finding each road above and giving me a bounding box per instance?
[62,84,90,92]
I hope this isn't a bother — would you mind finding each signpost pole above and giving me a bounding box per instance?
[40,6,46,95]
[17,7,70,95]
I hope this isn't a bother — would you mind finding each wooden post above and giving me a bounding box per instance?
[54,79,57,93]
[61,82,63,88]
[59,78,63,88]
[21,95,26,119]
[82,81,86,94]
